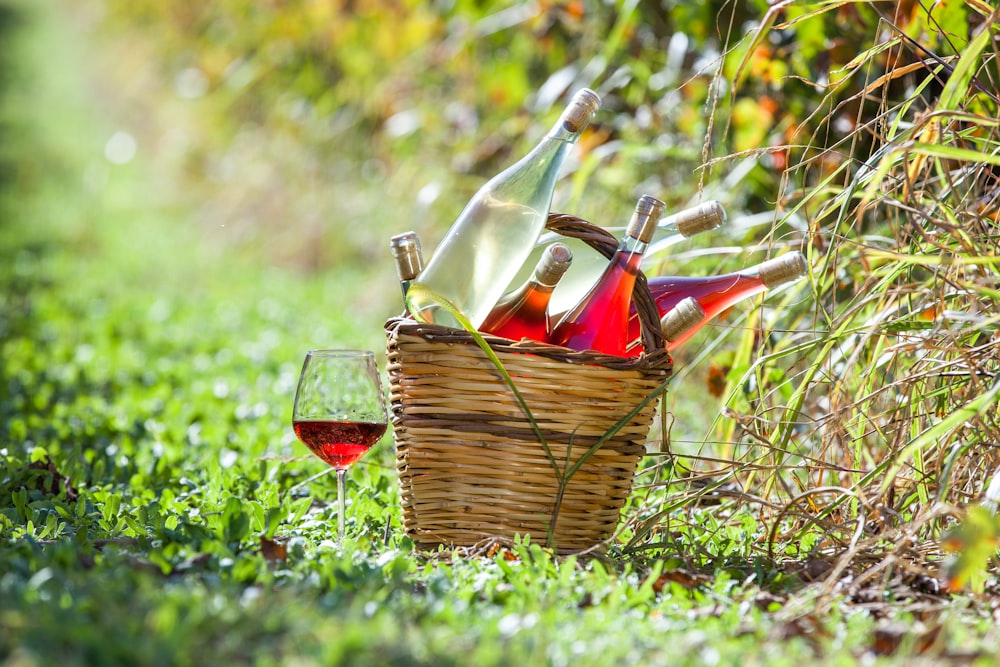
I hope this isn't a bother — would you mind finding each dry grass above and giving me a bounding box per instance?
[624,7,1000,603]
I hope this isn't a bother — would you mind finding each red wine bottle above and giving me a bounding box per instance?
[389,231,424,301]
[480,242,573,341]
[624,251,809,355]
[550,194,666,355]
[293,419,387,470]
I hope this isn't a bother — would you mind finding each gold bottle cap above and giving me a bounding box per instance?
[559,88,601,134]
[659,297,705,342]
[758,251,808,288]
[672,200,727,237]
[626,194,668,244]
[534,243,573,287]
[390,231,424,282]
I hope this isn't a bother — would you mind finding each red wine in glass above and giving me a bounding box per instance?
[292,349,389,545]
[293,419,387,470]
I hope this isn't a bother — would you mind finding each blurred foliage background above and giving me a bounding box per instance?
[83,0,817,266]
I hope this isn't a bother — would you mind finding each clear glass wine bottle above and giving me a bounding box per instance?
[406,88,601,329]
[479,242,573,342]
[389,231,424,301]
[550,194,666,356]
[533,200,726,314]
[624,251,809,355]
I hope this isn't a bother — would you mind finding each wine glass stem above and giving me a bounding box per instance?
[336,468,347,543]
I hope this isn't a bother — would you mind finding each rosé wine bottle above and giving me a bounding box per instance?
[480,243,573,342]
[624,251,808,355]
[550,194,666,356]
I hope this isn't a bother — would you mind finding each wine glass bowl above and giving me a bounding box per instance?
[292,349,388,543]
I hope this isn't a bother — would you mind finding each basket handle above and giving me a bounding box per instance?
[545,212,668,360]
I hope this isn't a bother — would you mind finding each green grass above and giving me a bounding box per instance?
[3,1,1000,665]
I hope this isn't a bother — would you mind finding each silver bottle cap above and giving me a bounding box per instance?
[659,297,705,342]
[758,251,808,288]
[390,232,424,282]
[534,243,574,287]
[559,88,601,134]
[626,194,668,244]
[671,200,727,237]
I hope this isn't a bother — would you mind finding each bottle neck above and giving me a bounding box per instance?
[523,280,556,297]
[539,89,599,146]
[618,233,650,261]
[497,275,556,309]
[736,266,764,279]
[489,124,577,198]
[736,252,808,288]
[661,201,726,237]
[543,122,581,146]
[532,257,571,289]
[599,197,661,284]
[511,122,579,178]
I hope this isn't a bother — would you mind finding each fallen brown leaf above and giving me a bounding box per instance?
[706,362,729,399]
[260,535,288,562]
[27,456,77,501]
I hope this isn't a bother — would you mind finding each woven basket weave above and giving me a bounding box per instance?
[385,213,673,552]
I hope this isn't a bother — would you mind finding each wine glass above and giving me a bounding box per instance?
[292,349,389,544]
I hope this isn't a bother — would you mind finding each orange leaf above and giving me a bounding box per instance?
[706,362,729,399]
[651,569,709,593]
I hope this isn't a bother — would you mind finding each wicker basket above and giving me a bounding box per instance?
[385,213,673,553]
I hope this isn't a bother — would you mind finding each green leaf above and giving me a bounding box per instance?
[937,18,992,111]
[943,505,1000,593]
